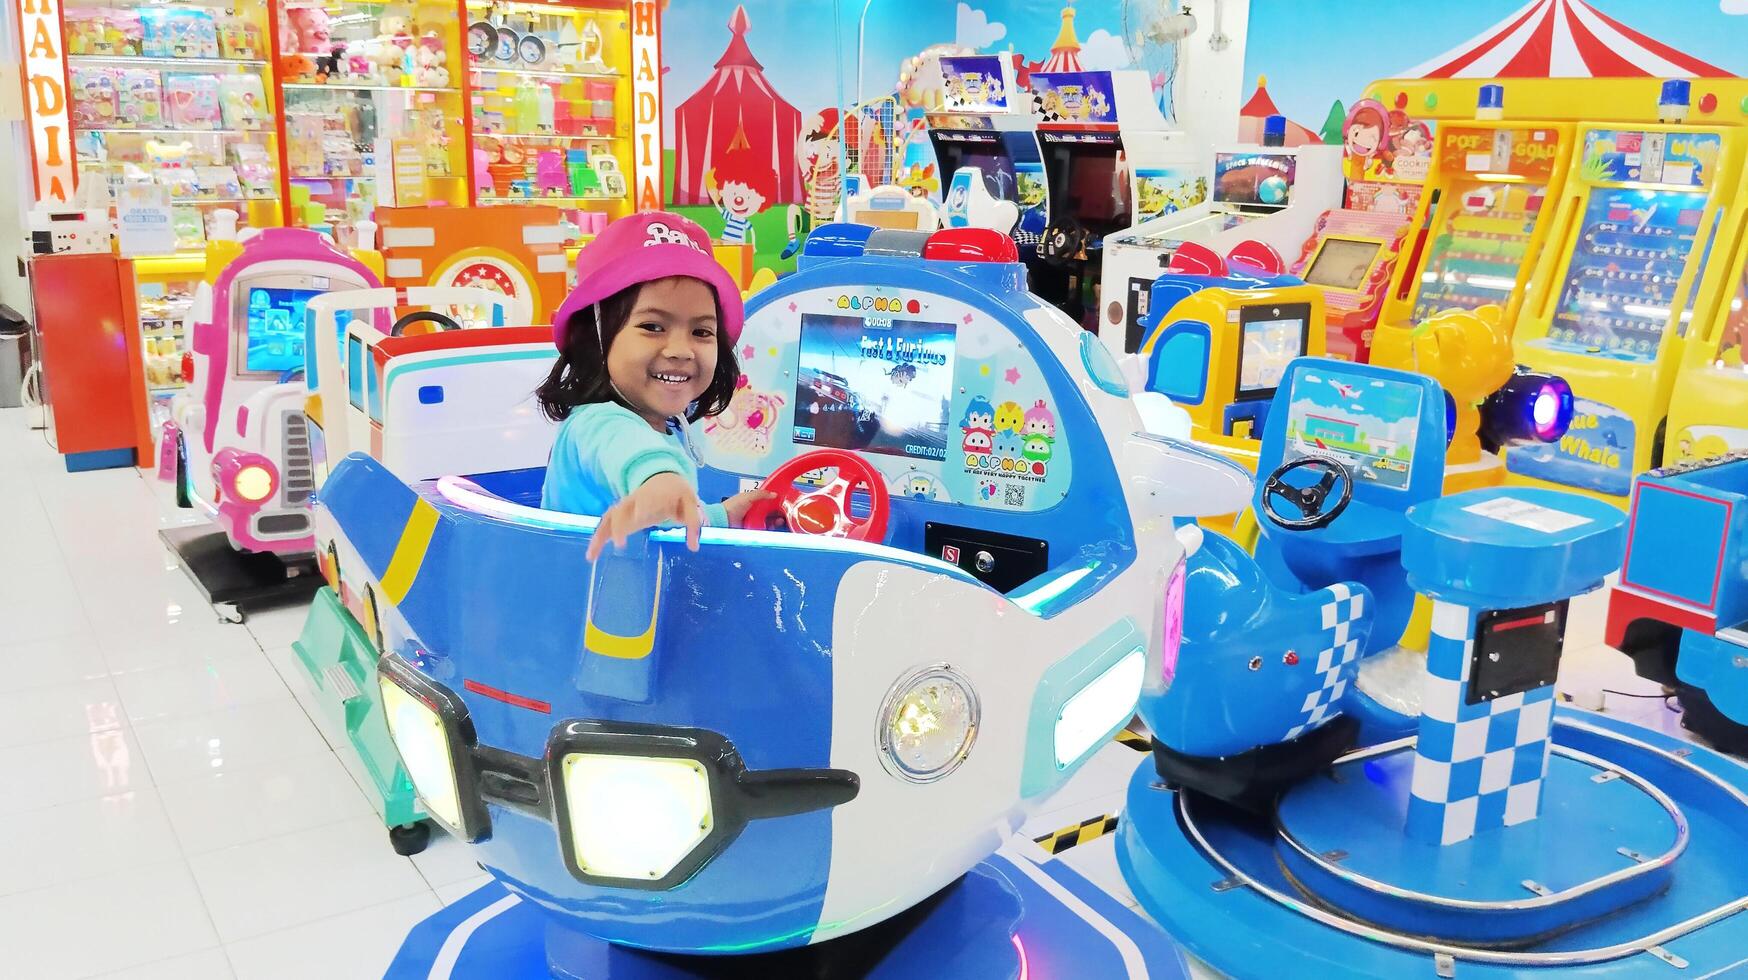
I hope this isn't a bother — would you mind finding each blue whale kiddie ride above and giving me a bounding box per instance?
[1121,356,1748,977]
[322,223,1246,977]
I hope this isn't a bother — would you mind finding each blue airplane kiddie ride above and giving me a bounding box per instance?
[1121,355,1748,977]
[324,224,1260,978]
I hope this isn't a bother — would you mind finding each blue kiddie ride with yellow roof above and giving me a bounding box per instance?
[311,221,1253,977]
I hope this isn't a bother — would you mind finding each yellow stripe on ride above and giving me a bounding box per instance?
[380,499,439,605]
[583,563,663,660]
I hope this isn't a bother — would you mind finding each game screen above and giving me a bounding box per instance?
[1038,134,1132,235]
[1283,369,1424,491]
[1237,313,1307,397]
[243,287,319,375]
[1544,187,1709,362]
[1410,180,1547,321]
[1305,238,1382,290]
[934,143,1020,203]
[793,313,956,462]
[1213,152,1295,208]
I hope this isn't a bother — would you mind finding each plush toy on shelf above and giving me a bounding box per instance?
[279,4,331,79]
[412,32,448,87]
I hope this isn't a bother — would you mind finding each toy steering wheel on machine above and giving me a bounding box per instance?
[1038,219,1091,266]
[391,311,463,337]
[1261,454,1354,530]
[741,449,891,543]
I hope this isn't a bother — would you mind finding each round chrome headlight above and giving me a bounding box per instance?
[877,664,979,783]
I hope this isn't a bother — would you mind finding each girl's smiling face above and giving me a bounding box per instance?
[1346,121,1382,157]
[606,277,721,430]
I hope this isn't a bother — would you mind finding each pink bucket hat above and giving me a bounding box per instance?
[551,211,744,348]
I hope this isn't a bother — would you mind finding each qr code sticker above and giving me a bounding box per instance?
[1003,484,1026,508]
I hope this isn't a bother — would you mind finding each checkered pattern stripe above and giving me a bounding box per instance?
[1406,602,1556,846]
[1284,583,1367,741]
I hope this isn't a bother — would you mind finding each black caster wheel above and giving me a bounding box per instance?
[390,821,432,856]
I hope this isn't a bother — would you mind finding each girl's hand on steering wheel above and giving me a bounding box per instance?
[588,472,704,561]
[722,489,777,529]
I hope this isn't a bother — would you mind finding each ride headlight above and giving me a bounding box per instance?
[878,665,979,782]
[558,754,713,881]
[380,678,463,831]
[1054,647,1146,767]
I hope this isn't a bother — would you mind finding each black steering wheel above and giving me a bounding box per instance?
[1261,455,1354,531]
[1038,220,1090,266]
[390,311,463,337]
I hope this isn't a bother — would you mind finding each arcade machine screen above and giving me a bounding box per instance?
[1283,368,1424,491]
[1544,188,1709,362]
[1304,239,1383,291]
[243,286,320,375]
[1409,180,1547,321]
[1037,138,1132,236]
[932,133,1023,202]
[793,313,957,462]
[1237,304,1311,399]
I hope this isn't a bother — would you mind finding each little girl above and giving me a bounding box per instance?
[537,211,771,560]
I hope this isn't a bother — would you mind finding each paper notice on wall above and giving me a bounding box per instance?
[1462,496,1592,534]
[116,184,176,257]
[392,140,428,208]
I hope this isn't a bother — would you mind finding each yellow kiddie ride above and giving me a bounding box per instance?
[1666,181,1748,463]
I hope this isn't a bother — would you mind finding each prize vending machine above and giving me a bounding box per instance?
[925,54,1043,239]
[464,0,657,226]
[271,0,469,230]
[1509,94,1747,503]
[1026,69,1196,331]
[1375,104,1574,337]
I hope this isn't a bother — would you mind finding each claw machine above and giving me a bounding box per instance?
[271,0,469,231]
[1508,84,1748,503]
[60,0,285,400]
[463,0,658,224]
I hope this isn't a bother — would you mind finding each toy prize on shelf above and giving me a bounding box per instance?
[274,0,467,229]
[464,0,649,219]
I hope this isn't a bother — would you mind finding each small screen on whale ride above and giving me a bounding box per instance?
[244,286,322,375]
[793,312,957,462]
[1282,368,1424,492]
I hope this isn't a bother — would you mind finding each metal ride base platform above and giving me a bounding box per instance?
[386,845,1189,980]
[1120,708,1748,978]
[159,525,322,623]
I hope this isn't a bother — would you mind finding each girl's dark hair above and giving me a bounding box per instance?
[536,279,740,424]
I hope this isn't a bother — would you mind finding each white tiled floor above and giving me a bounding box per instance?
[0,410,487,979]
[0,405,1729,980]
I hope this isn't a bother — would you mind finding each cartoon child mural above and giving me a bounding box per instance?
[710,145,778,247]
[1341,99,1394,181]
[784,108,844,258]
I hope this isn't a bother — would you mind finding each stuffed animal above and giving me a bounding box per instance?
[412,33,448,87]
[369,40,404,85]
[284,5,330,52]
[379,12,413,50]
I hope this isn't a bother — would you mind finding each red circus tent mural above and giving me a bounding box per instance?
[670,5,804,207]
[1235,76,1322,147]
[1398,0,1731,79]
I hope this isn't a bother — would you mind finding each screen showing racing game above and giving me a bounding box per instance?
[794,313,956,462]
[1236,304,1310,398]
[1545,187,1710,362]
[243,286,320,375]
[1282,368,1424,491]
[1304,238,1382,290]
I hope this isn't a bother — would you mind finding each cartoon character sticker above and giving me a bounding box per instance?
[960,395,996,432]
[960,385,1058,505]
[704,376,785,457]
[1342,99,1393,181]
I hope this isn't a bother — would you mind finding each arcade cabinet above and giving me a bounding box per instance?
[1508,81,1748,503]
[1026,68,1196,330]
[927,54,1044,240]
[1101,117,1342,345]
[1373,86,1574,341]
[1665,164,1748,463]
[1287,209,1409,362]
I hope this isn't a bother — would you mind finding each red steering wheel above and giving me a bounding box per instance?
[741,449,891,543]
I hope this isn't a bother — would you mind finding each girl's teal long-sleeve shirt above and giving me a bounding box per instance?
[541,402,729,527]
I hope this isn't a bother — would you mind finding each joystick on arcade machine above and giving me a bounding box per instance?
[1101,117,1342,348]
[1508,81,1748,503]
[928,54,1044,240]
[1027,68,1196,330]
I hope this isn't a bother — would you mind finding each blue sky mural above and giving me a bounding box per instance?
[1244,0,1748,134]
[954,1,1134,69]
